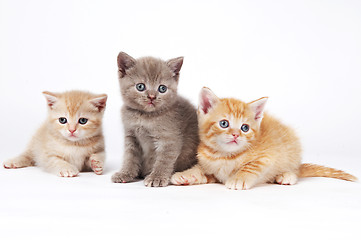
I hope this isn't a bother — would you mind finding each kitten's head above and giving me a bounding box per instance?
[117,52,183,112]
[43,91,107,142]
[198,87,267,154]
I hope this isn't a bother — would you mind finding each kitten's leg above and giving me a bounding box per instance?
[3,152,35,169]
[111,135,142,183]
[275,172,298,185]
[171,164,216,185]
[85,152,105,175]
[144,141,182,187]
[41,155,79,177]
[225,159,269,190]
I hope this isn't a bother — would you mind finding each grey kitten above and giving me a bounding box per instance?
[111,52,199,187]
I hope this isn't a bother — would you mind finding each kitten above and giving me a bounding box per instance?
[111,52,199,187]
[3,91,107,177]
[171,87,357,190]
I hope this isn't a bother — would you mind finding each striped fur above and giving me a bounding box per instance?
[300,163,357,182]
[171,87,357,190]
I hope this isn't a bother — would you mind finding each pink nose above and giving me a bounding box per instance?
[69,129,76,133]
[232,133,239,138]
[148,95,156,101]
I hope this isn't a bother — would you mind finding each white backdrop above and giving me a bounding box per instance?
[1,0,361,161]
[1,0,360,239]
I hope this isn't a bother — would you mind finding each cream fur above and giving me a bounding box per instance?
[4,91,107,177]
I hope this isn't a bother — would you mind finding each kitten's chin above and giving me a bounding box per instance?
[217,140,248,154]
[65,136,82,142]
[62,133,86,142]
[223,145,244,153]
[141,102,170,113]
[143,103,157,112]
[129,101,159,113]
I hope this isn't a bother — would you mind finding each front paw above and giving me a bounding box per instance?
[90,154,104,175]
[4,156,34,169]
[144,174,170,187]
[171,171,207,185]
[111,171,136,183]
[171,172,193,185]
[56,165,79,177]
[4,160,19,169]
[225,174,257,190]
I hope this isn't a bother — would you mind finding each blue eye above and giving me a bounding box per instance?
[219,120,229,128]
[59,117,67,124]
[241,124,249,132]
[136,83,146,91]
[79,118,88,125]
[158,85,167,93]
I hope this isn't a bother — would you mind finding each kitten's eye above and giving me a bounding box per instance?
[136,83,146,92]
[158,85,167,93]
[219,120,229,128]
[79,118,88,125]
[241,124,249,132]
[59,117,67,124]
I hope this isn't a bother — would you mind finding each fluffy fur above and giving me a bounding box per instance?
[4,91,107,177]
[171,87,357,190]
[111,52,199,187]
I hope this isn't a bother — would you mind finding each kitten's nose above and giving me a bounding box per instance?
[147,95,156,101]
[232,133,239,138]
[69,129,76,133]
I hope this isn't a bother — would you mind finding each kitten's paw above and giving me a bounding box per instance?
[56,166,79,177]
[225,175,257,190]
[275,172,298,185]
[3,161,19,169]
[90,155,104,175]
[171,171,206,185]
[4,156,34,169]
[171,172,192,185]
[144,175,170,187]
[111,171,136,183]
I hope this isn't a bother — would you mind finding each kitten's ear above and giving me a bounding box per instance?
[167,57,184,77]
[249,97,268,122]
[42,91,58,109]
[117,52,136,78]
[90,94,108,112]
[199,87,219,115]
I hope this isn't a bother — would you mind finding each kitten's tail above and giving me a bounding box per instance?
[299,163,357,182]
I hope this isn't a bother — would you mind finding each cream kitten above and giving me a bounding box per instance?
[171,87,357,190]
[4,91,107,177]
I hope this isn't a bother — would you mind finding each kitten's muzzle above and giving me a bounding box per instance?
[69,129,76,134]
[68,129,78,138]
[232,133,239,138]
[147,94,156,101]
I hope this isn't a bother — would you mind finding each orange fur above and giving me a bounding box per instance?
[171,87,357,190]
[299,163,357,182]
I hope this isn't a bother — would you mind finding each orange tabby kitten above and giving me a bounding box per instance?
[171,87,357,190]
[3,91,107,177]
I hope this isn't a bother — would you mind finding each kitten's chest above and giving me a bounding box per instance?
[129,116,166,151]
[123,107,176,132]
[52,143,93,167]
[200,157,241,183]
[61,145,91,159]
[133,126,156,155]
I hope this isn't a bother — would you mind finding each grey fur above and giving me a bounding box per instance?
[111,52,199,187]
